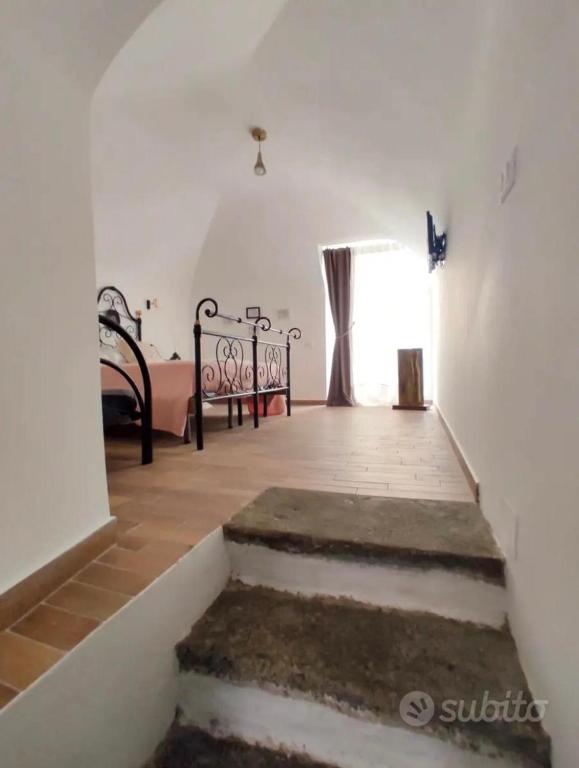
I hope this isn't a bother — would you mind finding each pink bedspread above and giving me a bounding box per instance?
[101,360,257,437]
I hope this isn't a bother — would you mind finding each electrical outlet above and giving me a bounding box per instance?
[277,308,290,320]
[499,146,518,204]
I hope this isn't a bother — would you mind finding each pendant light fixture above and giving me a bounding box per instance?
[251,127,267,176]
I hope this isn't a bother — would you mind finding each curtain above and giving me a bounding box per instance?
[323,247,355,406]
[352,245,432,405]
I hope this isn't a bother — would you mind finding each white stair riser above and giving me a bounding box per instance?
[227,542,506,628]
[178,673,524,768]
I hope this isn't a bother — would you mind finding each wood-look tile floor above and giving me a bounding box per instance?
[0,405,472,710]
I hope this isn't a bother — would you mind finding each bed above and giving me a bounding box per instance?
[98,287,301,452]
[98,299,153,465]
[100,358,260,439]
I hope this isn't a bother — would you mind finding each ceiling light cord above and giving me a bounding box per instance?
[251,127,267,176]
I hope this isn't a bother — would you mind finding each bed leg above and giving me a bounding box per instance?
[237,399,243,426]
[195,401,204,450]
[286,339,292,416]
[228,398,233,428]
[194,321,204,450]
[183,397,193,443]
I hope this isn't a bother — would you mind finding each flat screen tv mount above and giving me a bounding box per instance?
[427,210,447,272]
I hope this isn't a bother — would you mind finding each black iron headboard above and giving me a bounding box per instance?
[98,313,152,465]
[97,286,142,346]
[192,297,301,450]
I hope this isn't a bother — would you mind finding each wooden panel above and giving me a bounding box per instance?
[0,519,117,631]
[396,348,424,408]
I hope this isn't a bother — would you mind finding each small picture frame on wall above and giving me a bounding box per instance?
[246,306,261,320]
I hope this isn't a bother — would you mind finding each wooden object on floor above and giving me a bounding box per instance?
[0,519,117,632]
[393,348,428,411]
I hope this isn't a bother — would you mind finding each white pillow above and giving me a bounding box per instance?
[117,336,163,363]
[99,345,127,365]
[137,341,163,362]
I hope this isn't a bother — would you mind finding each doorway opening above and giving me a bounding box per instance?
[323,240,432,406]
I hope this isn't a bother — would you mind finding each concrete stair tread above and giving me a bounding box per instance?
[176,582,550,766]
[223,488,504,583]
[148,724,335,768]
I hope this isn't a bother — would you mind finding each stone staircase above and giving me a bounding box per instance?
[148,724,334,768]
[147,488,551,768]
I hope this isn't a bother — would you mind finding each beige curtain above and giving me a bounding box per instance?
[323,247,355,406]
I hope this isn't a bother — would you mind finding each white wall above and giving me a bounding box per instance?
[0,2,161,592]
[436,2,579,766]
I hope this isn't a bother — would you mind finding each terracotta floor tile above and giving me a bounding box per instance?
[115,519,141,535]
[12,604,99,652]
[45,581,129,622]
[133,520,207,546]
[116,530,153,551]
[111,503,165,524]
[0,682,18,709]
[98,541,190,577]
[0,632,63,690]
[75,562,154,597]
[179,522,219,542]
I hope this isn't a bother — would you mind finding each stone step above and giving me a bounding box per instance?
[224,488,506,626]
[176,583,550,768]
[147,723,336,768]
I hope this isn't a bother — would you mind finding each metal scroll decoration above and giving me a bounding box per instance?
[256,316,272,332]
[97,286,142,347]
[201,336,249,398]
[195,297,219,322]
[254,318,298,388]
[262,344,285,388]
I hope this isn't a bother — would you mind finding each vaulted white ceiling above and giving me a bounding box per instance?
[92,0,486,284]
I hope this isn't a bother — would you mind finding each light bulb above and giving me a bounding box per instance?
[254,148,266,176]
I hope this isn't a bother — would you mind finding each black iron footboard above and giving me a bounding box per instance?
[99,312,153,465]
[193,297,301,450]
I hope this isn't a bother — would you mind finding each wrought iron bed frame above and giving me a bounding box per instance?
[193,297,301,450]
[98,286,152,465]
[96,286,300,457]
[98,285,142,342]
